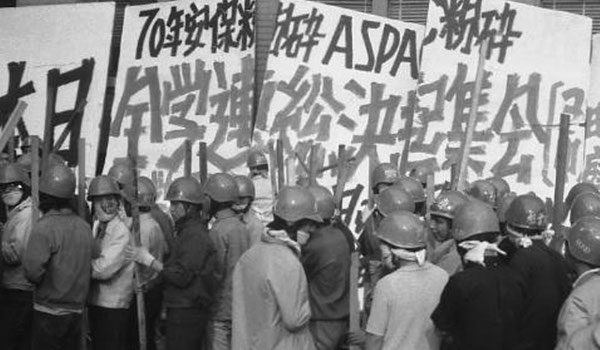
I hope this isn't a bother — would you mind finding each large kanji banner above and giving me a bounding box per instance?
[110,0,255,192]
[0,3,115,174]
[254,0,424,230]
[583,34,600,186]
[412,0,591,200]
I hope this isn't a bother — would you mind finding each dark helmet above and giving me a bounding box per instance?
[453,200,500,242]
[505,194,548,231]
[371,163,399,190]
[497,192,517,224]
[39,164,76,199]
[233,175,255,199]
[570,192,600,225]
[16,152,65,174]
[566,183,599,212]
[374,185,415,216]
[395,176,426,203]
[274,186,323,223]
[0,163,30,186]
[308,185,335,221]
[247,150,268,169]
[108,162,134,188]
[138,176,157,207]
[165,177,204,205]
[204,173,239,202]
[467,180,497,208]
[430,190,469,220]
[568,216,600,266]
[409,164,433,186]
[377,210,426,249]
[87,175,120,201]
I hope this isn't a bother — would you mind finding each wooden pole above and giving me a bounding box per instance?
[276,139,285,191]
[550,113,570,251]
[52,100,87,153]
[456,38,489,192]
[78,138,86,219]
[127,133,147,350]
[450,163,458,191]
[198,142,207,184]
[268,141,278,196]
[30,136,40,226]
[0,101,27,156]
[286,157,296,186]
[308,144,318,186]
[184,139,192,177]
[426,173,435,220]
[349,252,360,350]
[333,145,347,213]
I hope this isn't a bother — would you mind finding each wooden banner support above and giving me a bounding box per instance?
[426,173,435,220]
[30,136,40,227]
[550,113,570,251]
[276,139,285,191]
[78,138,86,220]
[334,145,347,215]
[52,99,87,153]
[308,143,318,186]
[268,141,278,196]
[127,133,147,350]
[198,142,207,184]
[184,140,192,177]
[0,101,27,156]
[456,38,489,192]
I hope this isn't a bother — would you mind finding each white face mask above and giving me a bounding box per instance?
[296,230,310,246]
[2,189,23,207]
[94,197,119,222]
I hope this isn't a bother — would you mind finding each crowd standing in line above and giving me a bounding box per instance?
[1,145,600,350]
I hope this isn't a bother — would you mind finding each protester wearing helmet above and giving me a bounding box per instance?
[203,173,250,350]
[396,176,427,217]
[366,211,448,350]
[371,163,399,195]
[127,176,218,350]
[232,175,264,246]
[86,174,134,350]
[126,176,167,350]
[432,199,526,350]
[358,184,415,315]
[488,177,511,206]
[467,179,497,208]
[428,190,468,275]
[0,163,35,350]
[409,164,434,189]
[139,176,175,253]
[246,150,274,225]
[23,164,92,350]
[569,192,600,226]
[232,186,320,350]
[498,194,571,350]
[301,185,351,350]
[556,216,600,349]
[565,182,599,217]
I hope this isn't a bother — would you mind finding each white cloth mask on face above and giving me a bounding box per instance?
[94,198,119,222]
[2,189,22,207]
[296,230,310,246]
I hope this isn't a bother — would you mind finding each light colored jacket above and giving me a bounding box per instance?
[250,175,274,225]
[1,197,33,291]
[139,212,167,287]
[556,269,600,350]
[232,229,315,350]
[89,216,134,309]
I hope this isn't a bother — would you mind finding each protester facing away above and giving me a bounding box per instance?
[555,216,600,349]
[498,193,571,350]
[301,185,351,350]
[428,190,468,276]
[232,185,320,350]
[139,175,174,254]
[366,210,448,350]
[23,164,93,350]
[396,176,427,217]
[87,175,135,350]
[408,164,433,189]
[247,150,274,225]
[432,199,526,350]
[127,176,218,350]
[127,176,168,350]
[204,173,251,350]
[232,175,264,246]
[0,163,35,350]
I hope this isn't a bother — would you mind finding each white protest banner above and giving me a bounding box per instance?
[0,3,114,175]
[254,0,424,230]
[110,0,255,195]
[412,0,591,200]
[583,34,600,186]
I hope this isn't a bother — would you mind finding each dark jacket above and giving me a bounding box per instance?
[432,259,526,350]
[301,224,351,321]
[163,214,218,309]
[499,239,572,350]
[24,208,93,312]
